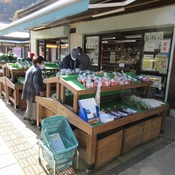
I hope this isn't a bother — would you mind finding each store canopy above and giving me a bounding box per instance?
[0,0,90,36]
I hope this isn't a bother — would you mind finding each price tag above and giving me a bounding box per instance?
[119,63,125,68]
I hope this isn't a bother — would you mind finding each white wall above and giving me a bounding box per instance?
[69,33,83,51]
[77,6,175,35]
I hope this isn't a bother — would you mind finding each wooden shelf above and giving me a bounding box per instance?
[102,50,123,52]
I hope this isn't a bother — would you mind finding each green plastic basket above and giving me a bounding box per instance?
[40,116,78,172]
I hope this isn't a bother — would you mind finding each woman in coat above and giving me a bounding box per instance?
[22,55,45,125]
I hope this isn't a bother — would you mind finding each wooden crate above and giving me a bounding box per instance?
[95,129,123,168]
[122,122,144,153]
[44,108,55,118]
[143,116,162,142]
[74,129,87,149]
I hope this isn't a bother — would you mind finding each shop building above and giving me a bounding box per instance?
[0,0,175,171]
[4,1,173,108]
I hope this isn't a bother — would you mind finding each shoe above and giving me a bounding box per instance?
[23,117,31,121]
[30,120,36,126]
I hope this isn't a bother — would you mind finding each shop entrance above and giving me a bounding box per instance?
[37,38,68,64]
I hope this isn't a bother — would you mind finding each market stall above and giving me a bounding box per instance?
[36,72,169,169]
[1,62,60,110]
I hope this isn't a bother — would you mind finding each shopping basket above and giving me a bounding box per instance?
[38,116,79,175]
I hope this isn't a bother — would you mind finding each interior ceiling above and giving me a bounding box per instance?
[19,0,175,31]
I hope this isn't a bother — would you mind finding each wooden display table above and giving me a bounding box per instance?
[3,63,27,82]
[36,96,169,169]
[0,62,4,77]
[4,63,60,82]
[59,75,152,113]
[5,78,26,109]
[0,76,6,98]
[36,74,169,169]
[44,77,60,100]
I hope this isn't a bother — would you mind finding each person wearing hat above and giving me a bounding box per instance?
[60,48,80,70]
[22,55,45,126]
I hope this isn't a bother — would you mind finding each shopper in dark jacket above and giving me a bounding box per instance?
[77,46,91,70]
[22,55,45,125]
[61,48,80,70]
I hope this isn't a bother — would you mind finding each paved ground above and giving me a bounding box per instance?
[0,98,175,175]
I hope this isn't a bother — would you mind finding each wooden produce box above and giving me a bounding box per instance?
[74,129,87,163]
[95,129,123,169]
[143,116,162,142]
[74,129,87,149]
[44,108,55,118]
[122,122,144,153]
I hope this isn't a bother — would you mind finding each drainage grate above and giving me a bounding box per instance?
[102,139,174,175]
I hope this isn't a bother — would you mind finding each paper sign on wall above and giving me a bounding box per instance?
[161,39,171,53]
[142,54,154,71]
[144,32,164,52]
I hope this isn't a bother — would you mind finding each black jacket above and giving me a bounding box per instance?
[79,53,91,70]
[61,54,80,70]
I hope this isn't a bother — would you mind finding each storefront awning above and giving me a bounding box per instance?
[0,0,90,36]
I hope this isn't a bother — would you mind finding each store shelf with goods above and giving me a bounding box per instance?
[101,41,141,72]
[35,72,169,169]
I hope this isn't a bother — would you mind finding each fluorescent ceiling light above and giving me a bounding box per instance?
[125,34,142,38]
[89,0,135,9]
[115,40,136,43]
[92,7,125,18]
[0,39,29,44]
[102,37,116,40]
[46,44,57,48]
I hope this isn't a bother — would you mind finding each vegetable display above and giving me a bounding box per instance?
[0,53,17,63]
[122,94,165,110]
[10,60,32,69]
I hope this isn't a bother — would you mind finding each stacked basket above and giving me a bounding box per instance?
[39,116,78,174]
